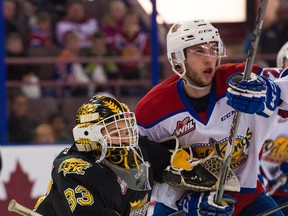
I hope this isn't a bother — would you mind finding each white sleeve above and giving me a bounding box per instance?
[275,74,288,109]
[261,68,288,110]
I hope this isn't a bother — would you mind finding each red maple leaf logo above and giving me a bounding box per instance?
[0,161,39,215]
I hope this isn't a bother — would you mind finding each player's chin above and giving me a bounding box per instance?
[203,72,214,80]
[201,77,213,86]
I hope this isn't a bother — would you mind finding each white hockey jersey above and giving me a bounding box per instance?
[135,63,288,212]
[260,112,288,196]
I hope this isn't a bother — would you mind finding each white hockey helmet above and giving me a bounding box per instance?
[277,41,288,68]
[166,19,226,77]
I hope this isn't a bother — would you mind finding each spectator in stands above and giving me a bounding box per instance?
[4,0,34,47]
[34,0,67,22]
[55,31,89,97]
[6,32,34,81]
[4,0,19,36]
[259,2,288,55]
[8,92,38,143]
[23,0,38,29]
[244,1,288,66]
[20,72,42,99]
[29,11,54,48]
[112,10,151,80]
[6,32,41,98]
[85,32,120,95]
[48,113,72,142]
[55,0,99,49]
[86,32,119,80]
[17,0,40,33]
[100,0,127,50]
[33,123,56,144]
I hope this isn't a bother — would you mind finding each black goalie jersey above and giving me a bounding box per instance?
[34,136,171,216]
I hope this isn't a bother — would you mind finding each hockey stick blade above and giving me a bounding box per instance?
[214,0,268,205]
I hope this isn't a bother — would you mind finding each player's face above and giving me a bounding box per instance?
[185,43,218,87]
[102,120,131,146]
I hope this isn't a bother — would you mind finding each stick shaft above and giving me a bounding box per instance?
[256,201,288,216]
[8,199,42,216]
[243,0,268,80]
[168,211,185,216]
[215,0,268,205]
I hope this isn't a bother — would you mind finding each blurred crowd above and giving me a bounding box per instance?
[5,0,154,144]
[8,92,73,144]
[243,0,288,67]
[5,0,152,99]
[5,0,288,144]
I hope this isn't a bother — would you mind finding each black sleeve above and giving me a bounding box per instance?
[138,136,172,177]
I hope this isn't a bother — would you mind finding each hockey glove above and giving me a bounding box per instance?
[177,191,235,216]
[226,72,281,118]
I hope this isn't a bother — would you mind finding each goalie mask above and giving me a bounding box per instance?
[277,41,288,68]
[166,19,226,78]
[73,95,151,191]
[73,95,140,167]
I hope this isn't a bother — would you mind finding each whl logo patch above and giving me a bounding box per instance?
[173,117,195,137]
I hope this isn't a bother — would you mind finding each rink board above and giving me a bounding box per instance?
[0,145,67,215]
[0,144,155,215]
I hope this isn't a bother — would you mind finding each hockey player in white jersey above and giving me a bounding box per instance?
[259,41,288,215]
[135,19,288,215]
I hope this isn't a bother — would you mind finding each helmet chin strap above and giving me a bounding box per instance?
[181,76,210,90]
[172,62,212,91]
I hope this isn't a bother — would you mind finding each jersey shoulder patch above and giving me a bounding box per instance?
[57,157,92,176]
[135,75,185,127]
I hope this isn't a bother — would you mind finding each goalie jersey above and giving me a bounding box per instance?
[33,137,171,216]
[135,63,288,213]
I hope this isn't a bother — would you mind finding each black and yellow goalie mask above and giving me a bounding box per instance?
[73,95,140,166]
[73,95,151,191]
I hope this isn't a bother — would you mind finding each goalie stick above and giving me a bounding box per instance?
[8,199,42,216]
[214,0,268,205]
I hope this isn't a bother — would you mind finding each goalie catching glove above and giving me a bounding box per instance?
[177,191,236,216]
[226,72,281,118]
[156,137,240,192]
